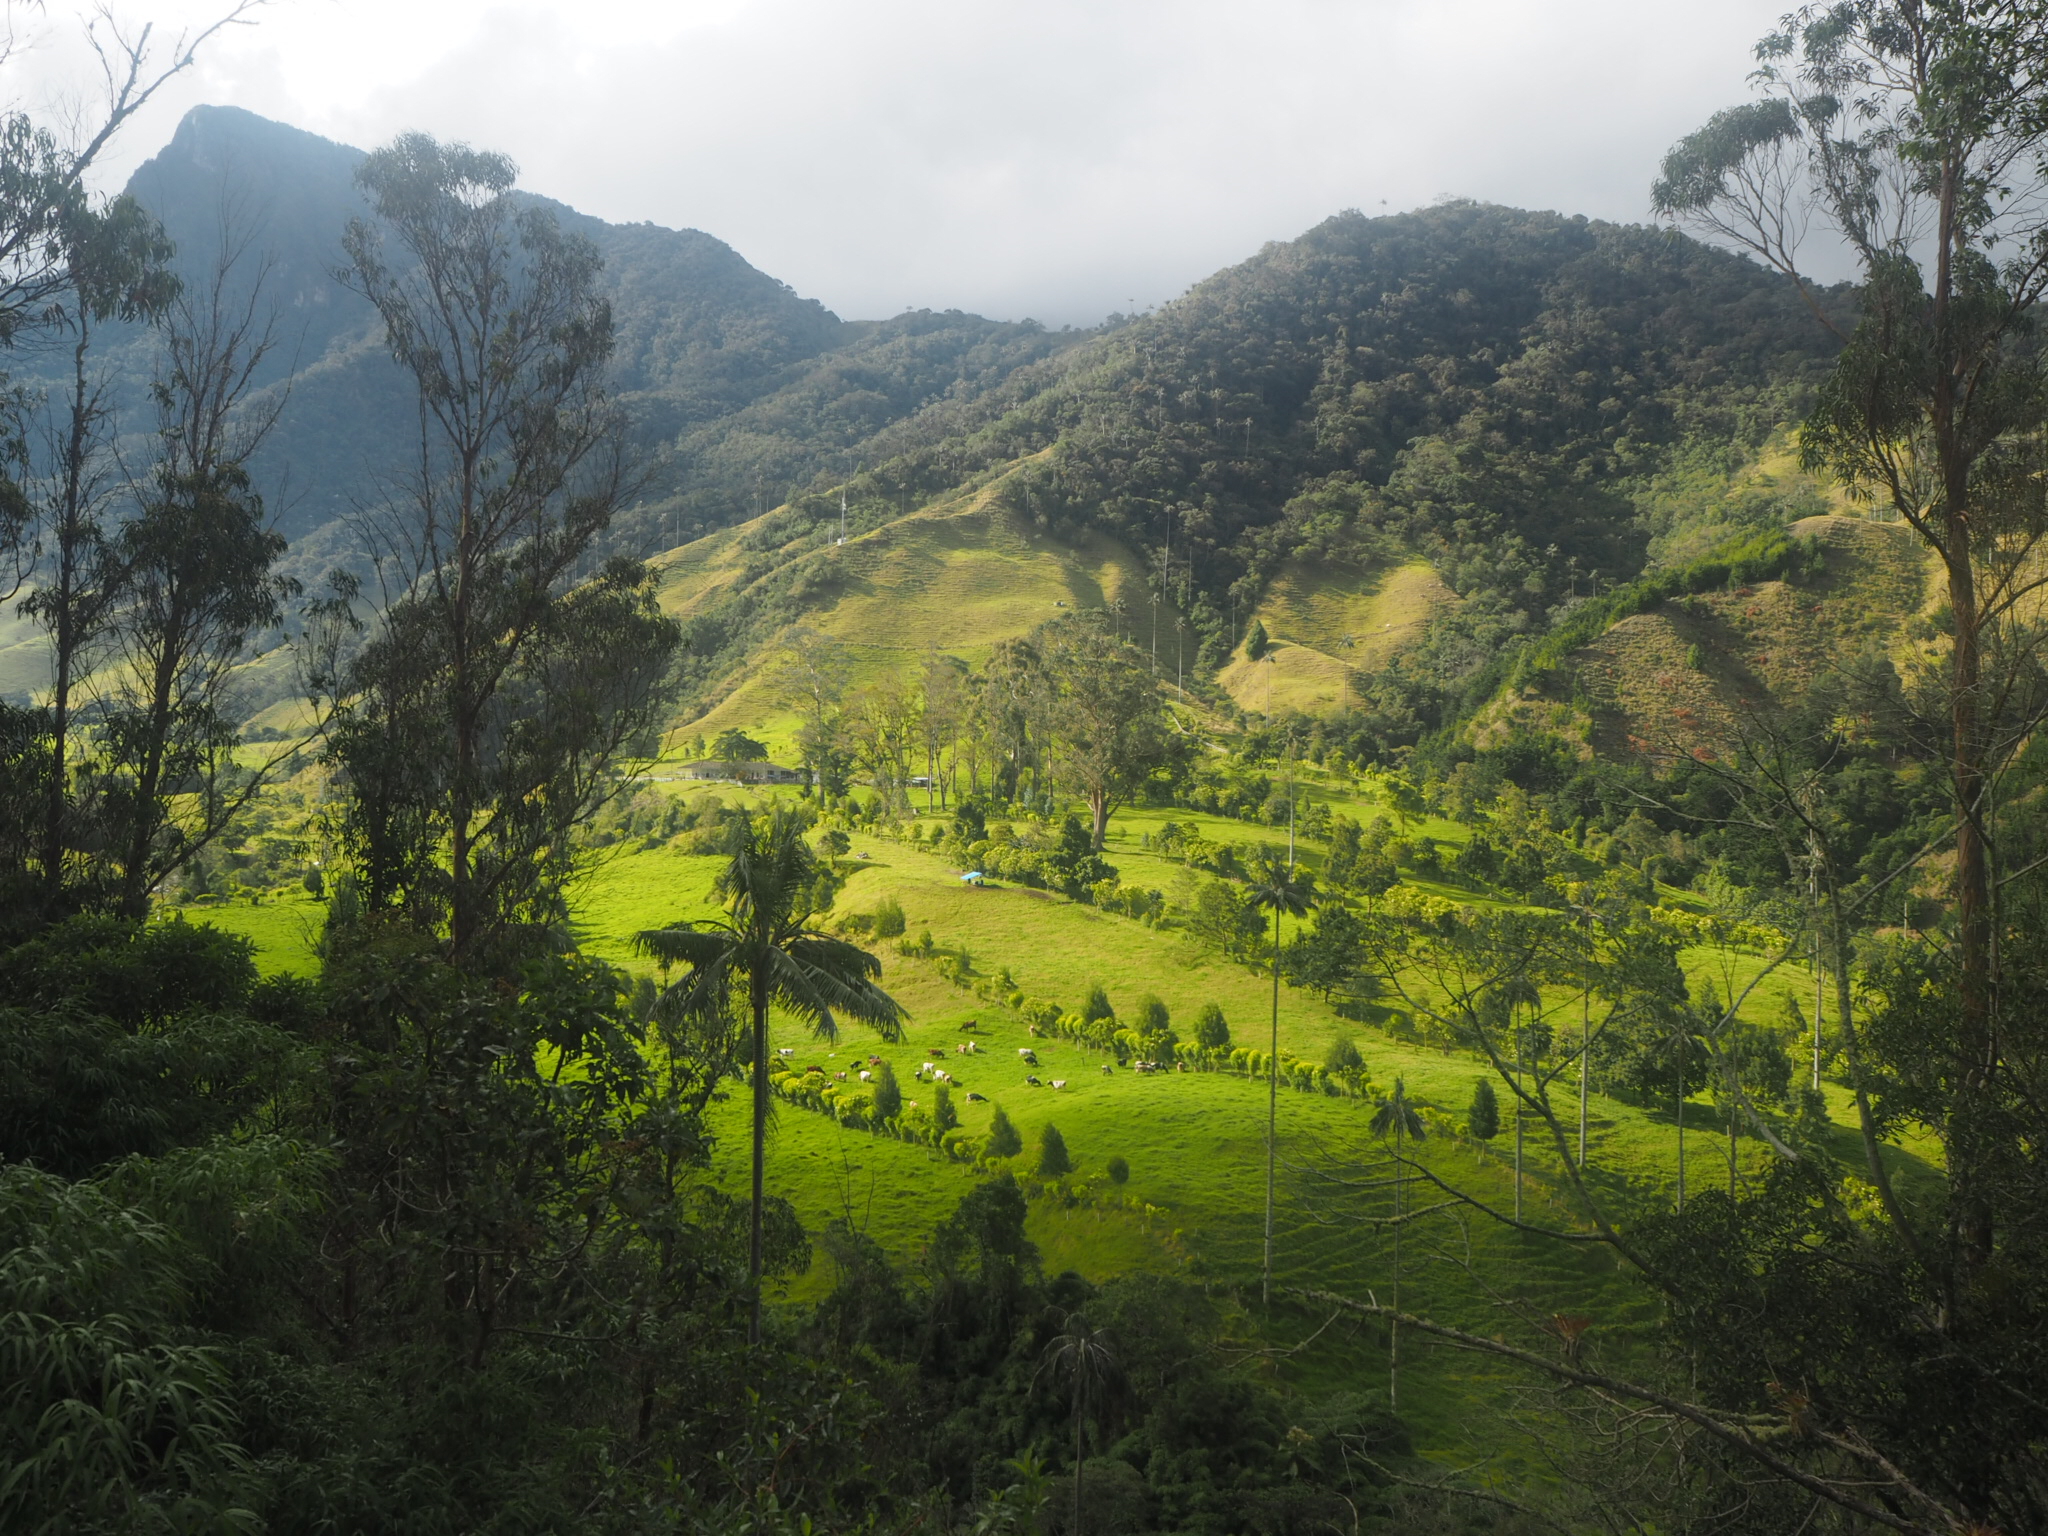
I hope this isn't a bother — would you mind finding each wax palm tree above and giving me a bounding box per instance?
[635,809,906,1342]
[1249,847,1315,1305]
[1371,1077,1426,1409]
[1039,1311,1122,1536]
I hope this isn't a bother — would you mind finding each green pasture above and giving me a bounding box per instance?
[178,782,1938,1462]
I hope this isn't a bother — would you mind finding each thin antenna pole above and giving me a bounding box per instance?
[839,488,847,545]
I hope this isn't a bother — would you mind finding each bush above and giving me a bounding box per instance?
[1324,1037,1364,1073]
[933,1083,958,1132]
[1245,617,1270,660]
[1193,1003,1230,1049]
[1037,1123,1073,1178]
[1105,1155,1129,1185]
[872,896,906,939]
[1080,984,1114,1026]
[1134,995,1170,1035]
[986,1104,1022,1158]
[1468,1077,1500,1142]
[872,1061,902,1122]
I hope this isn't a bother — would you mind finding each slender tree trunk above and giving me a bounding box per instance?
[43,333,95,895]
[1676,1077,1687,1213]
[1513,1031,1524,1223]
[1578,985,1589,1170]
[1264,908,1280,1307]
[119,615,185,920]
[1073,1403,1084,1536]
[1090,787,1109,852]
[1390,1116,1402,1410]
[749,972,769,1345]
[450,467,478,959]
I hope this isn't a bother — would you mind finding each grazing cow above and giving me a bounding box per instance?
[1051,1079,1067,1090]
[869,1055,884,1065]
[1017,1047,1033,1056]
[859,1070,873,1083]
[806,1064,824,1075]
[1025,1075,1041,1086]
[834,1071,848,1081]
[1177,1061,1189,1072]
[777,1046,794,1056]
[965,1092,987,1103]
[935,1070,951,1083]
[1101,1064,1114,1076]
[929,1048,947,1059]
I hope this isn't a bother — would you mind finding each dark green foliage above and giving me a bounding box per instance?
[657,202,1844,720]
[1467,1076,1500,1141]
[323,135,683,966]
[709,728,768,761]
[1080,984,1114,1027]
[1192,1002,1230,1049]
[1134,994,1170,1035]
[873,1060,902,1121]
[1287,903,1374,1002]
[932,1082,958,1132]
[986,1103,1023,1158]
[1105,1154,1129,1184]
[1037,1122,1073,1178]
[1244,617,1270,660]
[1324,1036,1364,1074]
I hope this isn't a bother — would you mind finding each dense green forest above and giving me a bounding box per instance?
[3,5,2048,1533]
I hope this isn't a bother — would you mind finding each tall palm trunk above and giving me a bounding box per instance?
[1072,1396,1085,1536]
[1390,1114,1403,1411]
[749,969,769,1344]
[1264,907,1281,1306]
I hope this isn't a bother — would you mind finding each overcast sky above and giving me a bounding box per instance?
[21,0,1810,326]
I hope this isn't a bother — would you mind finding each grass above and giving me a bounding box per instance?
[177,782,1939,1464]
[657,475,1175,759]
[1216,560,1456,716]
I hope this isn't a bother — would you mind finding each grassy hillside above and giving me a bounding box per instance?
[652,466,1177,752]
[1217,560,1458,717]
[1552,514,1934,761]
[188,766,1935,1464]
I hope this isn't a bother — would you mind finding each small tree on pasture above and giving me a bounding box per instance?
[1193,1003,1230,1049]
[1038,1123,1073,1178]
[987,1104,1023,1158]
[872,1060,902,1122]
[1467,1077,1500,1143]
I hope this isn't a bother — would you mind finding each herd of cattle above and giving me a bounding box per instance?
[773,1033,1188,1098]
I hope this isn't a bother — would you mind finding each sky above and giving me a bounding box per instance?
[17,0,1812,327]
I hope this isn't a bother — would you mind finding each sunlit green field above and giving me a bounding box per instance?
[185,774,1933,1463]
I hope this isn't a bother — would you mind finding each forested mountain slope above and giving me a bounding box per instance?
[5,106,1081,595]
[657,202,1853,742]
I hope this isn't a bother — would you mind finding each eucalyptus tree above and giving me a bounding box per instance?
[1038,613,1178,850]
[12,196,176,910]
[324,134,677,964]
[100,230,298,921]
[1249,846,1315,1305]
[636,809,905,1342]
[1655,1,2048,1264]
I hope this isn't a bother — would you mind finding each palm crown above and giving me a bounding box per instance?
[635,809,905,1340]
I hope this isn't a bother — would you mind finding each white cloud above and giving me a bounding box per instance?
[18,0,1813,325]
